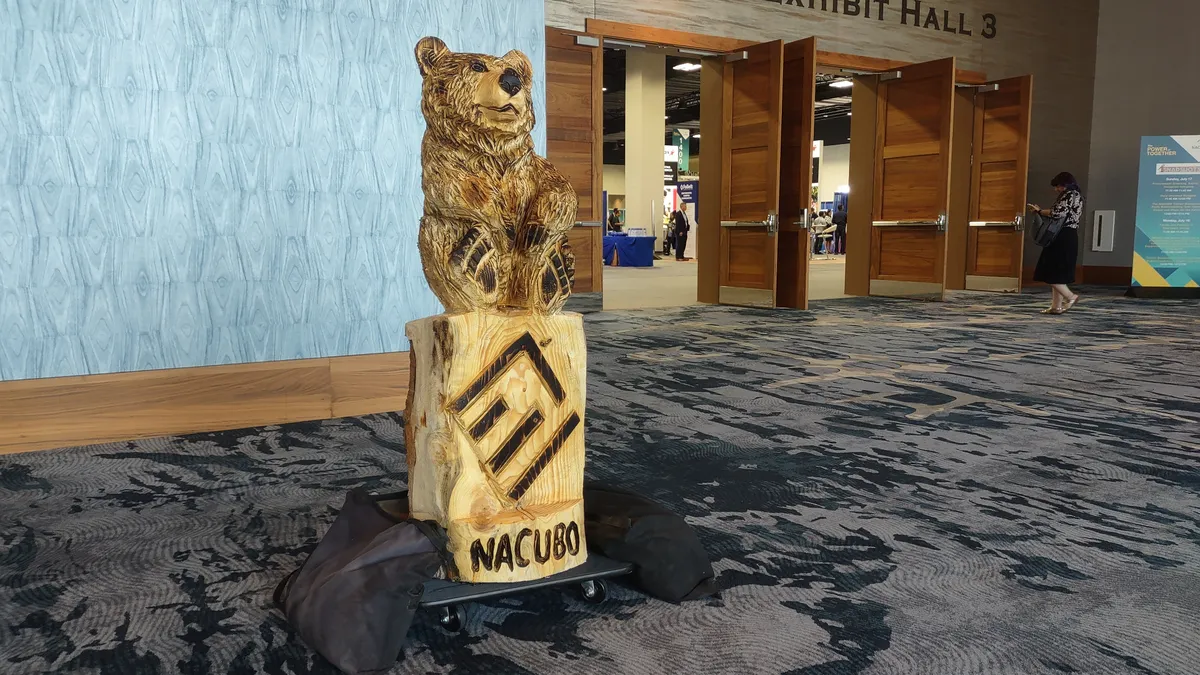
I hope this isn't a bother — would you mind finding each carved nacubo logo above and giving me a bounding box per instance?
[450,332,580,504]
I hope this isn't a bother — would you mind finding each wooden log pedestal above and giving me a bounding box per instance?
[405,311,588,584]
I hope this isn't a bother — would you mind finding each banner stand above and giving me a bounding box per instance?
[1131,135,1200,296]
[1125,287,1200,299]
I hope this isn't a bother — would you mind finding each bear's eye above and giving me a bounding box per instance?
[470,61,487,73]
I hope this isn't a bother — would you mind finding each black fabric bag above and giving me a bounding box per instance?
[1029,208,1067,247]
[275,489,449,675]
[582,482,718,603]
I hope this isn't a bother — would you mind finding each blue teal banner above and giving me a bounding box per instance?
[1133,136,1200,288]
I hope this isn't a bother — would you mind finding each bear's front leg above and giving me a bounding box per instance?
[419,215,508,313]
[505,167,578,312]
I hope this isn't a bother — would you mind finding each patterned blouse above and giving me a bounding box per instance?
[1051,189,1084,229]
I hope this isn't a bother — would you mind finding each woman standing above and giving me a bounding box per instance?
[1029,172,1084,314]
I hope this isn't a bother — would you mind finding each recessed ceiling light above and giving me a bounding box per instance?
[602,87,607,91]
[830,80,853,89]
[693,134,701,139]
[672,62,702,72]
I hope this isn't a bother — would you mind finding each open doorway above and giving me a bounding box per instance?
[598,45,704,311]
[808,72,854,301]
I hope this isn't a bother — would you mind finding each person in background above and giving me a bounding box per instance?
[811,211,827,255]
[831,204,848,255]
[1030,172,1084,314]
[607,207,623,232]
[816,211,837,255]
[671,202,692,261]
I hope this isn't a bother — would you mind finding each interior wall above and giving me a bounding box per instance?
[817,144,850,205]
[603,164,626,197]
[0,2,546,382]
[550,0,1100,267]
[623,49,666,240]
[1083,0,1200,268]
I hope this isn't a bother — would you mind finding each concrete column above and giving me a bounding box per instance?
[624,49,666,245]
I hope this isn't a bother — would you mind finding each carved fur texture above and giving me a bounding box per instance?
[415,37,578,315]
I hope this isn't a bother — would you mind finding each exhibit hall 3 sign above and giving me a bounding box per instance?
[763,0,998,39]
[406,311,589,583]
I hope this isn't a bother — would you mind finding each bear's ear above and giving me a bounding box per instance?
[502,49,533,81]
[416,37,449,77]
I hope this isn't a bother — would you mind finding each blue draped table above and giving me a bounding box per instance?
[603,235,656,267]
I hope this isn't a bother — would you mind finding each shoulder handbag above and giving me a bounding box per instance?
[1028,207,1067,247]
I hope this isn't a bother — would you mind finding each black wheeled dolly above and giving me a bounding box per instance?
[420,555,634,633]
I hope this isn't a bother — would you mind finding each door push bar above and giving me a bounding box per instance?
[957,83,1000,92]
[968,214,1025,231]
[840,69,902,81]
[721,211,779,234]
[873,214,948,231]
[792,209,812,230]
[574,221,603,227]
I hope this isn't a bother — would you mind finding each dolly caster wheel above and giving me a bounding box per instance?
[438,605,465,633]
[580,579,609,604]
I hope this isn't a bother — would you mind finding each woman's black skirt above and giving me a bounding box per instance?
[1034,227,1078,285]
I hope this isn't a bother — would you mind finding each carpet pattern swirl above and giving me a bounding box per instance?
[1,293,1199,674]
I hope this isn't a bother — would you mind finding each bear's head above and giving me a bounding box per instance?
[416,37,535,149]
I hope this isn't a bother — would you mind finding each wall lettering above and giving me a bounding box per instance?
[471,521,583,573]
[766,0,998,39]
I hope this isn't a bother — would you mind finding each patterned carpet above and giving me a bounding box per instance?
[2,292,1199,675]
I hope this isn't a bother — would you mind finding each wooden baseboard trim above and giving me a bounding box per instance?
[1082,265,1132,286]
[0,353,410,456]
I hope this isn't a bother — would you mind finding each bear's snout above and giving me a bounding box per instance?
[499,70,523,97]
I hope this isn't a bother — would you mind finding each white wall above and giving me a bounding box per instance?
[817,144,850,206]
[603,165,626,197]
[1083,0,1200,267]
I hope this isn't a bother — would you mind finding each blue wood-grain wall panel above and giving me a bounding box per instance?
[0,0,546,381]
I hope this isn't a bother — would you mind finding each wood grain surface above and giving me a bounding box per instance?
[945,85,979,291]
[697,57,725,304]
[844,75,880,297]
[0,353,410,455]
[406,312,588,583]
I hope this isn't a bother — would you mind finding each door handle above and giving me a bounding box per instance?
[873,214,948,231]
[969,215,1025,231]
[792,209,811,230]
[721,211,779,236]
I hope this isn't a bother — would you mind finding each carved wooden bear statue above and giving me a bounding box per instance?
[407,38,589,583]
[415,37,578,315]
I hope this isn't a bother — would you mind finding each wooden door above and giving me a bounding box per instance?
[965,76,1033,293]
[545,27,604,309]
[869,58,957,300]
[718,40,785,308]
[776,38,817,310]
